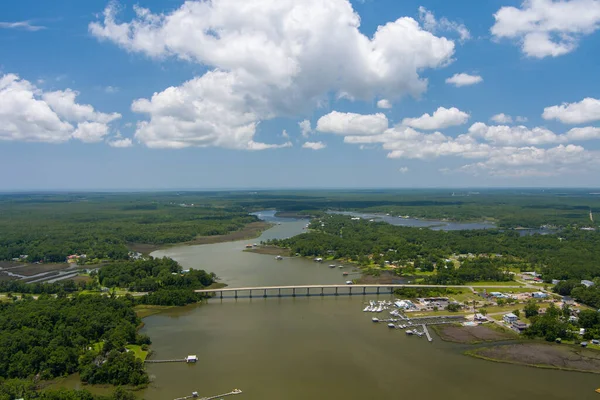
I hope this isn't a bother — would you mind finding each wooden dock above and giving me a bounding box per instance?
[145,359,185,363]
[422,324,433,342]
[174,389,242,400]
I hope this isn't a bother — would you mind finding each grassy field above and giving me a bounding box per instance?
[467,342,600,374]
[125,344,149,361]
[133,304,174,319]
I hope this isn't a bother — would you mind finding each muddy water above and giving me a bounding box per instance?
[136,211,599,399]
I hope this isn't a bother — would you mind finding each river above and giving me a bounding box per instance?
[72,210,600,399]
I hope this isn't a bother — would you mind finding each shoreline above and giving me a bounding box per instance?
[128,220,274,254]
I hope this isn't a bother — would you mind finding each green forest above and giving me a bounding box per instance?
[1,189,598,263]
[270,214,600,291]
[0,193,257,263]
[0,295,148,386]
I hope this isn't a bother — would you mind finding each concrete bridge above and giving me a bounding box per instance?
[195,284,522,299]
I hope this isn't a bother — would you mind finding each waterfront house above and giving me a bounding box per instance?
[503,313,518,324]
[512,321,528,332]
[581,280,595,288]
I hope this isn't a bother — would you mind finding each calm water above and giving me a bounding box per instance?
[329,211,497,230]
[50,211,596,399]
[140,210,600,399]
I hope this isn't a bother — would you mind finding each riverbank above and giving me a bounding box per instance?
[244,245,292,257]
[466,342,600,374]
[129,221,274,254]
[432,323,517,344]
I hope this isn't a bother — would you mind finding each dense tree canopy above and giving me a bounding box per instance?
[0,295,147,385]
[271,215,600,285]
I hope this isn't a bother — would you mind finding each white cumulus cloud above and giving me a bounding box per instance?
[303,141,326,150]
[402,107,469,130]
[108,137,133,148]
[445,73,483,87]
[0,73,120,144]
[542,97,600,124]
[316,111,388,135]
[490,113,513,124]
[299,120,313,137]
[491,0,600,58]
[377,99,392,109]
[90,0,455,149]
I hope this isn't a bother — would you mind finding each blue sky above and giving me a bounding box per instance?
[1,0,600,190]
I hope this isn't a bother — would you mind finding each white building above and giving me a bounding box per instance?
[581,280,595,288]
[532,292,548,299]
[503,313,518,324]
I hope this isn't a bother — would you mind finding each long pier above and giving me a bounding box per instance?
[195,284,522,299]
[422,324,432,342]
[145,359,185,363]
[174,389,242,400]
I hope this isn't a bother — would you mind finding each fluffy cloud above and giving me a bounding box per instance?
[542,97,600,124]
[302,141,326,150]
[418,6,470,41]
[445,73,482,87]
[491,0,600,58]
[90,1,455,149]
[0,73,120,144]
[468,122,563,145]
[565,126,600,140]
[377,99,392,109]
[402,107,469,130]
[341,119,600,177]
[398,167,409,173]
[490,113,513,124]
[299,120,313,137]
[108,137,133,148]
[316,111,388,135]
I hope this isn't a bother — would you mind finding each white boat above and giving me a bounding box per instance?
[416,332,424,337]
[338,265,343,269]
[387,323,396,328]
[405,330,414,335]
[346,280,353,285]
[275,255,283,260]
[376,305,383,313]
[363,306,370,312]
[329,264,336,268]
[372,317,380,323]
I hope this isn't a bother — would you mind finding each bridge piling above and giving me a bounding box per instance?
[335,287,338,296]
[234,290,238,299]
[320,287,324,296]
[249,289,252,298]
[349,287,352,296]
[307,287,310,296]
[377,287,380,294]
[278,288,281,297]
[263,289,267,298]
[220,291,223,299]
[292,288,296,297]
[363,287,366,295]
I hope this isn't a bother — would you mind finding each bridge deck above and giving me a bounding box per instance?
[194,283,522,294]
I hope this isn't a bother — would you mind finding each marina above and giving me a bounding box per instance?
[364,300,464,341]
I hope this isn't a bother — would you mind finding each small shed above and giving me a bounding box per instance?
[186,355,198,363]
